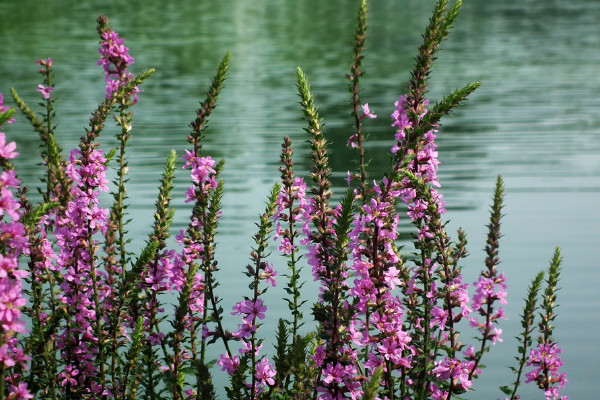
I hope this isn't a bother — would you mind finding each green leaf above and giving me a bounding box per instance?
[361,366,383,400]
[499,385,512,395]
[22,201,59,229]
[0,108,15,125]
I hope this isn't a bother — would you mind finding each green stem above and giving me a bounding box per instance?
[89,232,107,394]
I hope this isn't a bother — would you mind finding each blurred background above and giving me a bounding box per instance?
[1,0,599,398]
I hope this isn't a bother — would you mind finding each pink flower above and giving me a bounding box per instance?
[0,188,21,220]
[430,305,448,328]
[0,281,27,325]
[36,84,54,100]
[59,364,79,387]
[36,58,52,68]
[254,358,276,387]
[0,133,18,159]
[432,357,474,391]
[322,363,347,385]
[260,263,277,287]
[97,29,137,100]
[232,321,256,339]
[8,382,33,400]
[526,343,568,399]
[0,170,20,189]
[232,298,267,321]
[0,344,16,367]
[347,134,359,148]
[217,353,240,375]
[361,103,377,119]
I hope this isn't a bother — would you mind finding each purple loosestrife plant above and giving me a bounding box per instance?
[0,1,572,400]
[220,184,279,399]
[0,102,33,400]
[7,15,155,399]
[524,248,568,400]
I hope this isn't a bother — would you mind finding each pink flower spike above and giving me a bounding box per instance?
[36,84,54,100]
[361,103,377,119]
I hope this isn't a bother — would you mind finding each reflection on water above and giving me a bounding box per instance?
[1,0,599,397]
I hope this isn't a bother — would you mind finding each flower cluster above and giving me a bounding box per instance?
[0,108,33,400]
[526,343,568,400]
[221,293,277,394]
[171,151,219,330]
[431,357,475,394]
[470,273,507,344]
[220,182,279,396]
[36,58,54,99]
[347,186,414,379]
[392,95,445,227]
[274,176,308,256]
[53,145,110,396]
[97,16,138,101]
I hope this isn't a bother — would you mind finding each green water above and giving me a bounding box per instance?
[1,0,599,398]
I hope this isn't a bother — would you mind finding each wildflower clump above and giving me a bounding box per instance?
[0,1,570,399]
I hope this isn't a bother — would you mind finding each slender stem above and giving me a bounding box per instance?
[89,232,107,394]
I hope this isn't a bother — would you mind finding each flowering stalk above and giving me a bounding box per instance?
[0,100,33,400]
[468,176,507,382]
[137,150,177,399]
[168,152,221,399]
[383,3,483,398]
[166,51,229,400]
[35,58,65,204]
[525,247,568,400]
[97,13,138,277]
[95,17,148,394]
[97,15,139,102]
[53,66,153,399]
[191,51,230,363]
[221,185,279,399]
[345,0,373,201]
[297,66,360,399]
[272,137,318,396]
[501,270,545,400]
[274,137,308,343]
[10,81,69,206]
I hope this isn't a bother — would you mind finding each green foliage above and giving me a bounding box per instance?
[361,367,383,400]
[21,201,59,229]
[0,108,15,126]
[333,189,356,254]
